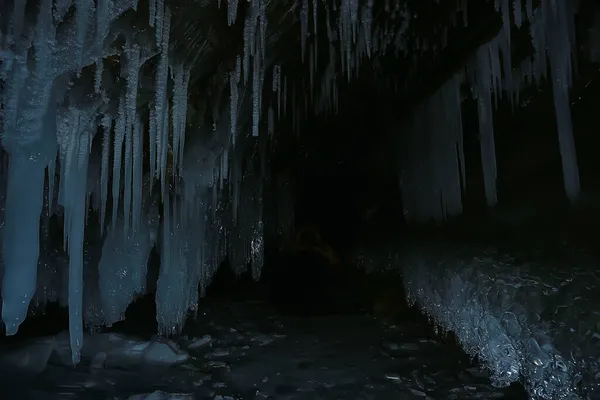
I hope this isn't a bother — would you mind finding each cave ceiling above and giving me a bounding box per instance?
[29,0,507,162]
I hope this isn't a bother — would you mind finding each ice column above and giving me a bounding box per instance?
[399,74,465,222]
[1,0,57,335]
[542,0,580,202]
[474,43,498,208]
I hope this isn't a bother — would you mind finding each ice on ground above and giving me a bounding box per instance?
[395,241,599,399]
[0,331,189,374]
[187,334,212,350]
[0,336,56,374]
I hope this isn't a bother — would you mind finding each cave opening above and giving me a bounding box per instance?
[0,0,599,399]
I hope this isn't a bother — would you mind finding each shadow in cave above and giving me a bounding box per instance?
[0,169,535,400]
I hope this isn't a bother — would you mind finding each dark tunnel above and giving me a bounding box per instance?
[0,0,599,399]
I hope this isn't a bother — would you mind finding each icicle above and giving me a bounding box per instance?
[156,193,174,335]
[66,129,92,365]
[99,200,156,327]
[488,39,502,106]
[259,0,267,64]
[47,151,57,215]
[248,0,257,58]
[2,158,47,335]
[112,96,126,228]
[312,0,318,37]
[268,105,274,137]
[123,107,133,234]
[552,82,579,202]
[93,0,109,93]
[292,84,296,135]
[160,93,170,197]
[304,90,308,119]
[231,157,241,224]
[149,105,157,181]
[333,79,339,113]
[228,0,239,25]
[530,9,548,84]
[132,115,143,230]
[219,154,225,190]
[212,177,218,218]
[544,0,580,202]
[95,0,109,53]
[172,63,190,173]
[350,0,359,45]
[125,44,141,130]
[57,99,101,364]
[325,4,333,43]
[179,68,190,170]
[154,7,171,192]
[94,60,103,93]
[222,148,229,182]
[514,0,523,27]
[453,77,467,192]
[1,0,57,336]
[272,65,281,119]
[498,0,512,94]
[525,0,533,21]
[155,0,165,48]
[242,10,254,85]
[100,115,112,236]
[1,49,27,140]
[149,0,156,27]
[283,76,288,116]
[75,0,92,67]
[272,65,280,92]
[123,45,141,232]
[230,55,241,147]
[301,0,309,63]
[11,0,27,41]
[252,44,261,137]
[339,0,353,79]
[475,45,498,207]
[309,47,314,99]
[361,0,373,58]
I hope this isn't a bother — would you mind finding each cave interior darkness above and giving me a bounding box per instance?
[1,0,600,398]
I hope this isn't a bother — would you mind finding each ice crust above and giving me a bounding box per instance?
[398,242,598,399]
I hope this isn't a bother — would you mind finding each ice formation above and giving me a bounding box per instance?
[399,73,465,223]
[0,0,585,381]
[0,0,272,362]
[399,241,598,399]
[399,0,581,222]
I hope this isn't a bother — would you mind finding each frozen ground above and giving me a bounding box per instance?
[0,300,527,400]
[400,242,599,399]
[355,231,600,400]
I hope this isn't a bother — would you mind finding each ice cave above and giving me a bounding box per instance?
[0,0,599,398]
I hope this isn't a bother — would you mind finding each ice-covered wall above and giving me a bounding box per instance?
[398,0,581,222]
[0,0,276,363]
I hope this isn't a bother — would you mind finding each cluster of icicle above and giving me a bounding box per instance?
[0,0,283,365]
[285,0,580,224]
[398,0,580,223]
